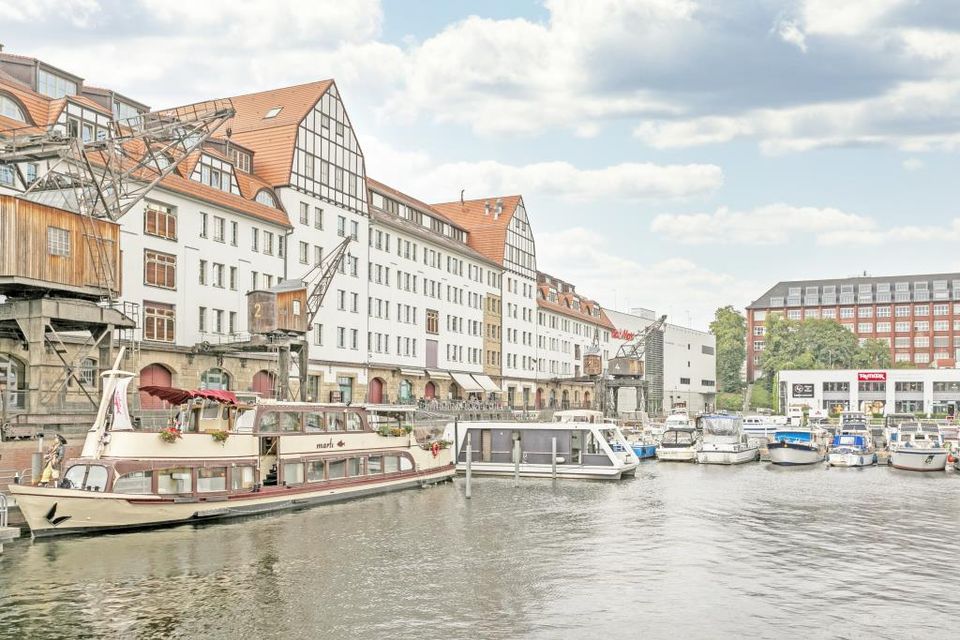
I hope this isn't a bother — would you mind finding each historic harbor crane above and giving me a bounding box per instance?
[600,314,667,418]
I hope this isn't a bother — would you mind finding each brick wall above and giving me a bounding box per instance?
[0,438,83,491]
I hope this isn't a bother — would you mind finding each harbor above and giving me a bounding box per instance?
[1,463,957,640]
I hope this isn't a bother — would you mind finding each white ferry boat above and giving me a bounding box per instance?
[696,415,759,465]
[656,425,699,462]
[9,368,454,538]
[447,421,639,480]
[888,422,948,472]
[768,427,827,466]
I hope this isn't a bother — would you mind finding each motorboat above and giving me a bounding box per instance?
[827,428,877,468]
[448,421,639,480]
[656,426,699,462]
[696,414,759,465]
[888,422,948,472]
[768,427,827,466]
[9,361,454,538]
[742,415,786,440]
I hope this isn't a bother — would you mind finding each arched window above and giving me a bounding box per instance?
[398,379,413,403]
[0,94,27,123]
[201,367,230,390]
[255,189,278,208]
[78,358,97,387]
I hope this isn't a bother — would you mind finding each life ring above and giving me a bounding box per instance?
[431,441,440,458]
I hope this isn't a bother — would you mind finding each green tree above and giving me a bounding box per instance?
[853,338,893,368]
[758,315,863,391]
[709,306,746,393]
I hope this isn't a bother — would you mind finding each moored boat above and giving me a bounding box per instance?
[768,428,826,466]
[9,364,454,538]
[827,432,876,468]
[448,421,639,479]
[696,415,758,465]
[656,426,699,462]
[888,422,947,472]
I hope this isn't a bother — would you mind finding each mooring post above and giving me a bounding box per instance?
[465,433,472,499]
[31,433,44,485]
[513,438,520,487]
[551,436,557,480]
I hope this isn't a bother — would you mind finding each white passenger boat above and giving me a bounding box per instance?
[742,415,786,439]
[656,426,699,462]
[448,421,639,480]
[888,422,948,472]
[768,428,827,466]
[696,415,759,465]
[826,428,876,468]
[9,366,454,538]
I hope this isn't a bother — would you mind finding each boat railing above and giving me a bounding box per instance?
[0,492,8,529]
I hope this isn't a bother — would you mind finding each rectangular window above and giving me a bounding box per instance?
[144,202,177,240]
[314,207,323,229]
[213,263,224,288]
[144,250,177,289]
[143,301,175,342]
[198,307,206,332]
[337,216,346,237]
[229,266,237,290]
[199,259,207,285]
[300,202,309,225]
[230,221,238,246]
[251,228,259,251]
[200,212,208,238]
[426,309,439,334]
[46,226,71,256]
[213,216,225,242]
[299,241,309,264]
[264,231,274,255]
[229,311,236,334]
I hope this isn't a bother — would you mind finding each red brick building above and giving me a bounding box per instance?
[746,273,960,382]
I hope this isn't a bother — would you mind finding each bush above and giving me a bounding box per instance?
[716,392,743,412]
[750,384,772,410]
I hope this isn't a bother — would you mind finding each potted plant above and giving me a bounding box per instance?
[158,426,182,444]
[210,429,230,445]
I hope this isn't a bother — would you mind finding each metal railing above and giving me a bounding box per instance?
[0,492,8,529]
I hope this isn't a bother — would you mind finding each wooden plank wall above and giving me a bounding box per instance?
[0,194,120,295]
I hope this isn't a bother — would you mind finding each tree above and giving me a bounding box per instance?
[709,306,746,393]
[853,338,893,368]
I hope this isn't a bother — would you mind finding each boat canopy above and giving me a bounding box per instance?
[701,415,741,436]
[832,434,866,447]
[773,430,812,443]
[139,386,239,406]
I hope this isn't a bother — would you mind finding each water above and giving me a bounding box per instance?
[2,464,959,640]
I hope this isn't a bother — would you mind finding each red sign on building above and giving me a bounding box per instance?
[612,328,636,341]
[857,372,887,382]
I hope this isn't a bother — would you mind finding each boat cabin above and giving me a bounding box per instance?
[553,409,604,424]
[660,427,697,448]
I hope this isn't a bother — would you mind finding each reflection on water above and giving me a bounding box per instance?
[2,465,959,639]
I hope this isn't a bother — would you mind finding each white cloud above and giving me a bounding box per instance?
[817,220,960,246]
[363,136,722,202]
[651,204,872,245]
[536,227,756,329]
[799,0,908,36]
[902,157,924,171]
[0,0,100,27]
[775,20,808,53]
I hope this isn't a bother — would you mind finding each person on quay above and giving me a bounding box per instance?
[38,434,67,487]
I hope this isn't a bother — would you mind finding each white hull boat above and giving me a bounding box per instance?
[696,415,757,465]
[827,450,876,467]
[696,445,759,465]
[657,447,698,462]
[657,426,698,463]
[768,443,824,466]
[890,448,947,472]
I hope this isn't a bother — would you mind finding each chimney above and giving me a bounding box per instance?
[483,200,490,215]
[460,189,465,205]
[495,197,503,216]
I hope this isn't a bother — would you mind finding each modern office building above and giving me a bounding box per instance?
[778,368,960,418]
[746,274,960,382]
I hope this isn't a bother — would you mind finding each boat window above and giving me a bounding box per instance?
[283,462,304,485]
[345,412,362,431]
[306,460,325,482]
[702,417,738,435]
[198,467,227,492]
[63,465,87,489]
[235,409,255,433]
[157,467,193,494]
[279,413,302,433]
[113,470,153,494]
[201,402,220,420]
[259,412,278,431]
[399,456,413,472]
[306,413,324,431]
[585,431,604,454]
[230,466,255,490]
[328,459,346,479]
[326,412,346,431]
[367,456,382,474]
[384,456,400,473]
[347,458,361,476]
[85,465,108,492]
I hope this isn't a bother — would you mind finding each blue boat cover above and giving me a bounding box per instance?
[773,431,813,443]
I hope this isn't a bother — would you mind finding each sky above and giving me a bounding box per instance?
[4,0,960,330]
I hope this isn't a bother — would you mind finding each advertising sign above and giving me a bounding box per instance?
[791,383,815,398]
[857,372,887,382]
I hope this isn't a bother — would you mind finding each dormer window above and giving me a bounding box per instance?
[264,107,282,119]
[191,154,241,196]
[255,189,278,208]
[0,94,27,123]
[37,68,77,98]
[232,149,251,173]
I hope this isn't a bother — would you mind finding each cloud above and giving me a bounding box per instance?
[818,219,960,246]
[775,20,808,53]
[362,136,722,202]
[0,0,100,27]
[902,157,924,171]
[799,0,909,36]
[536,227,756,329]
[651,204,872,245]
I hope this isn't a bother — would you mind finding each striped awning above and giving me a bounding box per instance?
[451,372,484,392]
[399,368,424,377]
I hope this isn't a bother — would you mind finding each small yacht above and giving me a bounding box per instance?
[768,427,827,466]
[827,426,877,468]
[656,426,699,462]
[696,415,759,465]
[448,421,639,480]
[742,415,786,440]
[888,422,947,472]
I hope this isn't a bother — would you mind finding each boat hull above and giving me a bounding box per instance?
[827,451,876,467]
[768,442,824,466]
[9,465,455,538]
[696,446,758,465]
[630,444,658,459]
[656,447,698,462]
[890,448,947,472]
[454,461,636,480]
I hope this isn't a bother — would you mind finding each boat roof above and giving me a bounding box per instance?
[459,421,614,430]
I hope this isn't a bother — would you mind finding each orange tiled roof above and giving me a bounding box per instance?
[431,195,523,265]
[220,80,333,187]
[366,177,466,232]
[0,77,52,129]
[537,287,615,329]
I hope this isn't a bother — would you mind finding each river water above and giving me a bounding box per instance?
[2,463,958,640]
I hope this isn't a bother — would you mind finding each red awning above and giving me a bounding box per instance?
[139,386,238,406]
